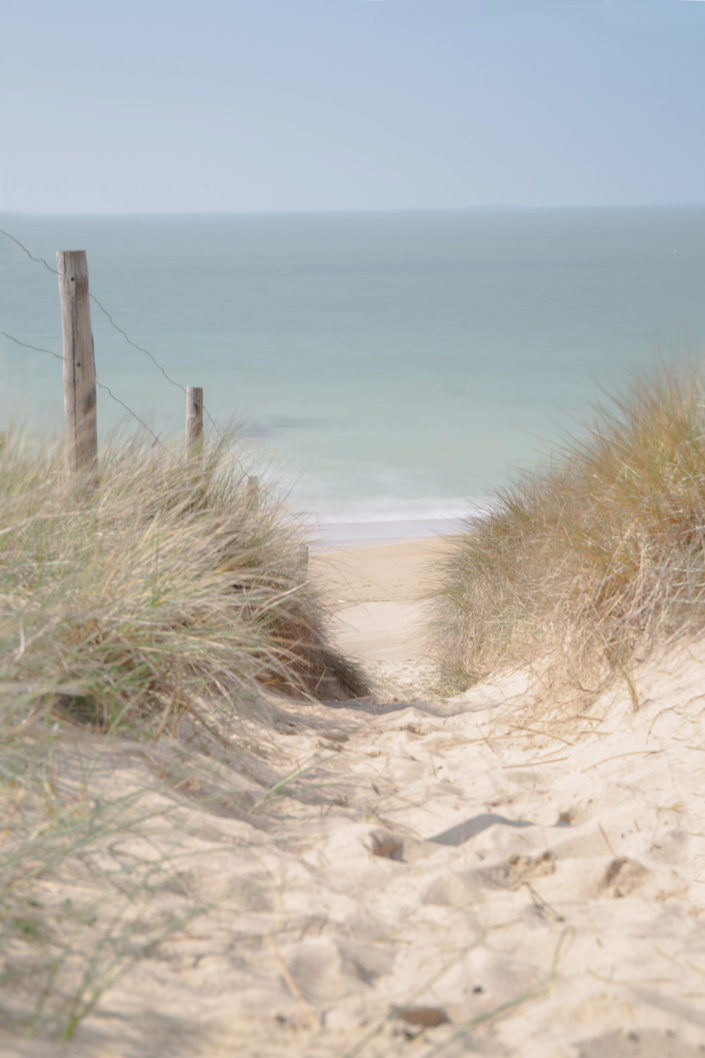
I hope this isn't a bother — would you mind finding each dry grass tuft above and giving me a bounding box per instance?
[0,428,364,734]
[0,427,366,1040]
[436,363,705,704]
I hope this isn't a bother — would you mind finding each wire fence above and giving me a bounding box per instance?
[0,327,167,450]
[0,226,226,452]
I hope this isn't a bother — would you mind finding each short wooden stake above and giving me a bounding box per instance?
[57,250,98,481]
[185,386,204,452]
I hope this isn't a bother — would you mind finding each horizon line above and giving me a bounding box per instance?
[2,201,705,218]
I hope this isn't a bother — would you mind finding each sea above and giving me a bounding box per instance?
[2,207,705,546]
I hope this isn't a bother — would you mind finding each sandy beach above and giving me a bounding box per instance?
[309,536,451,690]
[6,535,705,1058]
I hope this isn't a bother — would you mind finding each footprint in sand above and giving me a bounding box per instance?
[477,849,557,890]
[599,856,648,898]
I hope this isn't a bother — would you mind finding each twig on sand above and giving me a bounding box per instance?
[266,933,321,1030]
[581,748,662,772]
[501,754,569,769]
[598,823,617,857]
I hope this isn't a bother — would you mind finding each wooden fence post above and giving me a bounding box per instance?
[185,386,204,452]
[57,251,98,481]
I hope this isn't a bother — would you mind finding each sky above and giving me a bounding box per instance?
[2,0,705,213]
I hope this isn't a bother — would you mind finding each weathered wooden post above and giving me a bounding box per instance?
[57,251,98,482]
[185,386,204,452]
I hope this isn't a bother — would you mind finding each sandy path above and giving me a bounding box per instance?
[5,539,705,1058]
[309,537,452,691]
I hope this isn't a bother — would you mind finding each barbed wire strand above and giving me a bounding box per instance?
[0,330,61,360]
[0,228,225,440]
[0,330,171,452]
[0,228,58,276]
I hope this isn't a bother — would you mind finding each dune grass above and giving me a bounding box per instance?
[0,768,205,1041]
[436,363,705,702]
[0,428,362,732]
[0,427,364,1040]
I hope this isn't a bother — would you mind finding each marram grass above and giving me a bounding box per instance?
[0,427,365,1040]
[436,363,705,702]
[0,428,364,733]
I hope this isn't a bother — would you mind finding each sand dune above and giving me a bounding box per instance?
[6,539,705,1058]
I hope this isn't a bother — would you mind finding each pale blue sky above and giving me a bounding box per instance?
[2,0,705,213]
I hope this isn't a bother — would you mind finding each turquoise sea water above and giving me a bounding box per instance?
[3,208,705,541]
